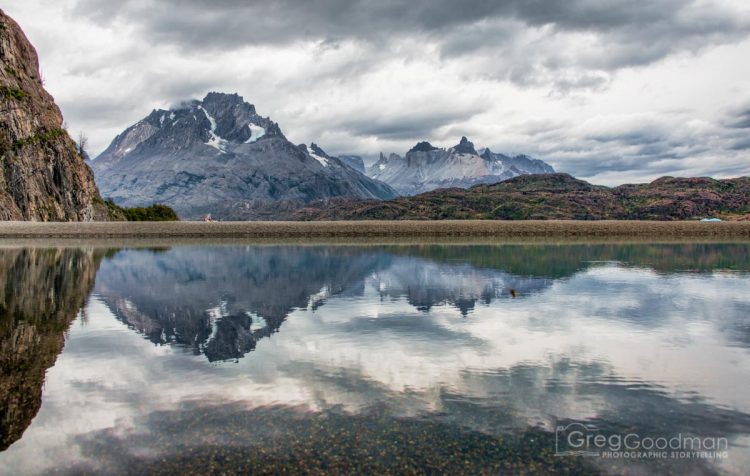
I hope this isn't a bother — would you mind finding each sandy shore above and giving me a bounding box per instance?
[1,220,749,240]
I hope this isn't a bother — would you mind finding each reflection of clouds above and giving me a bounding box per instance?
[3,261,750,474]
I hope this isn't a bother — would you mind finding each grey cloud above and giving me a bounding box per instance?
[72,0,514,48]
[729,137,750,150]
[499,112,749,182]
[727,109,750,129]
[326,105,488,141]
[68,0,750,101]
[73,0,750,62]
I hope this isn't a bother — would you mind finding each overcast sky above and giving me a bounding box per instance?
[5,0,750,184]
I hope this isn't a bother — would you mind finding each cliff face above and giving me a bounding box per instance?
[0,10,108,221]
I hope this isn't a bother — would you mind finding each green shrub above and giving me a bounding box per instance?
[0,86,27,100]
[12,128,65,150]
[105,199,179,221]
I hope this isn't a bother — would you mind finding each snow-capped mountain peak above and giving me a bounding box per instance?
[91,92,397,219]
[366,137,555,195]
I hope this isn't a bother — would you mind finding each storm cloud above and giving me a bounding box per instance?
[4,0,750,184]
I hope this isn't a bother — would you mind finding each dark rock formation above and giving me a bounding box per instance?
[336,154,366,174]
[0,10,108,221]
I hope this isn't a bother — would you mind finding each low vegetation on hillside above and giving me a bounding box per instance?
[103,199,179,221]
[292,173,750,221]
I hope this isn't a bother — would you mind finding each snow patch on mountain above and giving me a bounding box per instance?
[309,149,330,167]
[198,106,228,153]
[245,123,266,143]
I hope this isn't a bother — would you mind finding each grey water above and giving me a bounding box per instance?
[1,243,749,475]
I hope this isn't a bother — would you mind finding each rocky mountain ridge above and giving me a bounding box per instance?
[92,93,397,219]
[366,136,555,196]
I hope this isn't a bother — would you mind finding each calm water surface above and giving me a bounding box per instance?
[1,242,749,475]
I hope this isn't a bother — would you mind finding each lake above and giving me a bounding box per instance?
[1,242,749,475]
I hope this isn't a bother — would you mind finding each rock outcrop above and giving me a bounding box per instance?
[367,136,555,196]
[92,92,397,220]
[0,10,108,221]
[336,155,366,173]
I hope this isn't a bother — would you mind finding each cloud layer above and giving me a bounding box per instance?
[4,0,750,184]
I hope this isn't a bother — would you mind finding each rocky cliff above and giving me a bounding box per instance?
[92,92,397,220]
[0,10,108,221]
[367,136,555,195]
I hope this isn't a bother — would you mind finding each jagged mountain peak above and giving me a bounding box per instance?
[367,137,555,196]
[451,136,477,155]
[92,92,397,218]
[408,141,439,153]
[203,91,249,107]
[94,92,281,169]
[309,142,328,157]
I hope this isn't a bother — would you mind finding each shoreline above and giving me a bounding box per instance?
[1,220,750,240]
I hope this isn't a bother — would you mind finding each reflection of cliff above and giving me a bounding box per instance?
[94,247,389,361]
[0,248,100,450]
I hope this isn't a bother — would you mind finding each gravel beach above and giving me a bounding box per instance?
[1,220,749,239]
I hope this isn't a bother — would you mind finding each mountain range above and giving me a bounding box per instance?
[91,93,397,219]
[91,92,557,219]
[367,136,555,195]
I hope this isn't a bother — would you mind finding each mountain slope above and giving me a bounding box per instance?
[292,173,750,221]
[0,10,108,221]
[92,93,397,219]
[337,155,366,173]
[367,136,554,196]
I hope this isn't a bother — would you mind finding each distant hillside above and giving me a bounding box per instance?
[292,173,750,221]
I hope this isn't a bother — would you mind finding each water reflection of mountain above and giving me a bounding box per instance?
[95,243,750,361]
[389,243,750,277]
[0,248,101,450]
[94,247,390,361]
[372,258,552,316]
